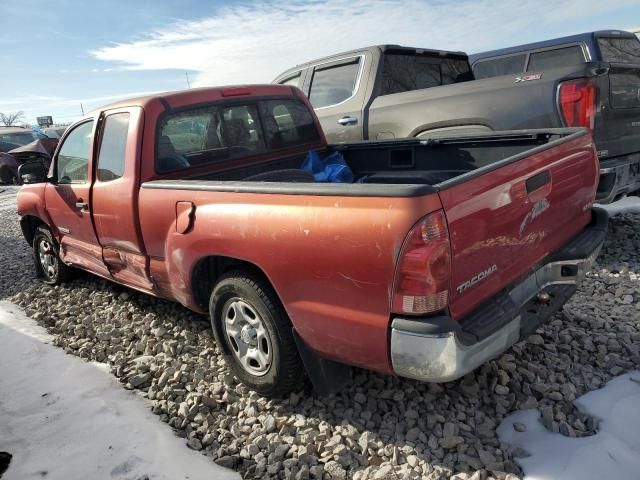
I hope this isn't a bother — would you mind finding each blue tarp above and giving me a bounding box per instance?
[301,150,354,183]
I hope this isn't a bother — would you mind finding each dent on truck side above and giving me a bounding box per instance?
[139,186,443,374]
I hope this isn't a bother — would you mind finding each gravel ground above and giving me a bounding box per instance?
[1,186,639,480]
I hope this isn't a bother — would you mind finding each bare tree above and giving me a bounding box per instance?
[0,111,25,126]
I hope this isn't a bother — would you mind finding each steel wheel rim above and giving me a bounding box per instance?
[38,239,57,279]
[222,298,272,376]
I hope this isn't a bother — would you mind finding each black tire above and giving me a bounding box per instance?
[209,270,304,397]
[32,226,72,285]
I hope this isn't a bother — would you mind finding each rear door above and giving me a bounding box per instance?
[304,55,367,143]
[437,132,598,320]
[44,119,110,277]
[91,107,152,292]
[594,35,640,159]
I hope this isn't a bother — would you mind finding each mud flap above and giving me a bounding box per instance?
[292,329,352,397]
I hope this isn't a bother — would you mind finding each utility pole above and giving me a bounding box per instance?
[80,103,85,115]
[185,72,191,89]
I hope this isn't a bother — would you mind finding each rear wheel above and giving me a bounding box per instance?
[209,271,304,397]
[32,226,72,284]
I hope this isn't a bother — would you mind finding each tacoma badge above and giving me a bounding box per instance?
[456,265,498,293]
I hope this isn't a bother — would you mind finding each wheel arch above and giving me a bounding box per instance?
[20,215,48,246]
[190,255,282,313]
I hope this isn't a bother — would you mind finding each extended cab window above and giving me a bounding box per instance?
[527,46,585,71]
[261,99,320,149]
[598,37,640,63]
[156,103,264,173]
[97,113,129,182]
[309,59,360,108]
[56,121,93,184]
[156,99,320,174]
[473,54,526,79]
[381,52,471,95]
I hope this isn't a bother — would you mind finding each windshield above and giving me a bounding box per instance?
[0,131,47,151]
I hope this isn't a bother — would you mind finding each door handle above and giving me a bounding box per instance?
[337,116,358,126]
[75,201,88,211]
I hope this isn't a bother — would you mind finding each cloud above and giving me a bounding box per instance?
[90,0,638,88]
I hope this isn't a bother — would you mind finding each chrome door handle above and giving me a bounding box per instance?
[338,116,358,126]
[75,201,88,210]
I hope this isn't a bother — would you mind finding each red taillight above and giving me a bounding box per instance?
[392,210,451,315]
[558,79,597,132]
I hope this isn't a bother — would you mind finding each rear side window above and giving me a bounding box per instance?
[155,98,320,174]
[309,59,360,108]
[527,46,585,71]
[262,99,320,149]
[473,54,526,79]
[97,113,129,182]
[598,37,640,63]
[56,120,94,184]
[381,53,471,95]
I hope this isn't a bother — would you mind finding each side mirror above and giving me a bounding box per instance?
[18,159,49,184]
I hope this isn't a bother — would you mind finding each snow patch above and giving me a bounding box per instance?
[498,372,640,480]
[596,196,640,216]
[0,301,239,480]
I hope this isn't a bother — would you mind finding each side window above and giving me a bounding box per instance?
[97,113,129,182]
[56,121,94,184]
[156,103,265,174]
[280,73,301,88]
[381,54,471,95]
[308,59,360,109]
[260,99,321,149]
[527,46,585,71]
[473,54,527,79]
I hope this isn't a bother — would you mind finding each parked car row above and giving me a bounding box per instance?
[13,29,637,396]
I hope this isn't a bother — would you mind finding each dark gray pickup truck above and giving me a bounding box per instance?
[274,33,640,203]
[471,30,640,203]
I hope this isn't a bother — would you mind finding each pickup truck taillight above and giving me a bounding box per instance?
[558,79,597,132]
[392,210,451,315]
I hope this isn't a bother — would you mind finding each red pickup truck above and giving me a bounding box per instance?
[17,85,607,397]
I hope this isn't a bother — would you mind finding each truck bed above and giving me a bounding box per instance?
[145,128,585,192]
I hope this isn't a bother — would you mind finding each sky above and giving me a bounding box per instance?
[1,0,639,125]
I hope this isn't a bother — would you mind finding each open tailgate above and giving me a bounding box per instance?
[437,130,599,320]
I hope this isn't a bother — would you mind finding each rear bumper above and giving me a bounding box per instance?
[596,153,640,204]
[390,208,608,383]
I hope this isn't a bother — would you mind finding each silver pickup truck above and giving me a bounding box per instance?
[274,34,640,203]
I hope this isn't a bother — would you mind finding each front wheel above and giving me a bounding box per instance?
[32,226,72,284]
[209,271,304,397]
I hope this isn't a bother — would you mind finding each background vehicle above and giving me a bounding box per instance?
[0,126,46,152]
[0,138,57,185]
[274,36,640,203]
[17,85,605,397]
[470,30,640,203]
[42,126,68,139]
